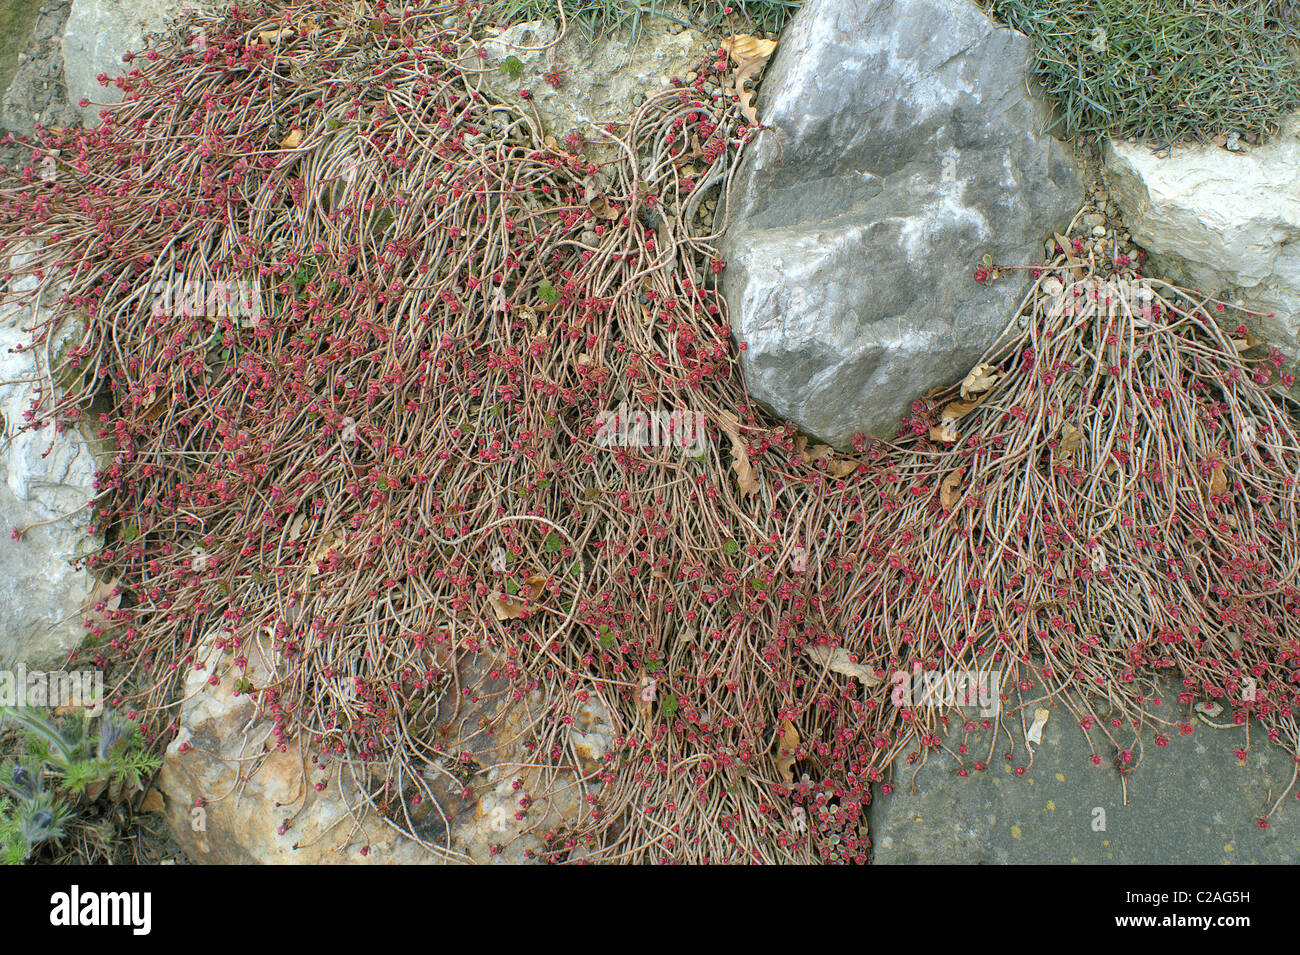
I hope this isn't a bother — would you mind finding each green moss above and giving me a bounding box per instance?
[0,0,40,100]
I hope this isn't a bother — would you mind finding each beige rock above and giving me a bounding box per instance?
[158,637,440,864]
[1104,115,1300,350]
[469,14,707,156]
[160,635,591,864]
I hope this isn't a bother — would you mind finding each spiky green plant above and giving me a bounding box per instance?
[0,707,160,864]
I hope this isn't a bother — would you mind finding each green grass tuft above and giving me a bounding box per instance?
[984,0,1300,143]
[489,0,802,44]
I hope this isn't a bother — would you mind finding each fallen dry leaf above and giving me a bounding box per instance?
[803,645,881,685]
[487,574,547,621]
[1026,707,1050,745]
[80,576,121,629]
[1208,456,1228,497]
[583,175,619,219]
[1059,422,1084,457]
[776,718,799,784]
[794,436,833,466]
[85,779,109,802]
[589,196,619,219]
[940,392,989,422]
[723,35,778,125]
[723,34,778,62]
[581,173,605,203]
[940,468,965,511]
[636,672,656,727]
[487,594,521,620]
[1054,232,1086,281]
[825,459,858,479]
[960,362,999,401]
[279,128,303,149]
[734,57,768,125]
[731,447,760,496]
[116,772,143,802]
[1230,328,1257,351]
[139,788,166,814]
[307,530,343,575]
[718,411,760,497]
[930,419,958,443]
[255,26,294,43]
[140,390,168,423]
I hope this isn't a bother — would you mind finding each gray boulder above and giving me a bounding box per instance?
[720,0,1081,446]
[61,0,203,127]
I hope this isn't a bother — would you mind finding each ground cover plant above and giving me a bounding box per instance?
[984,0,1300,142]
[1,0,1299,863]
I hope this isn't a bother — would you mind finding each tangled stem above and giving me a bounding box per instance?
[1,0,1298,862]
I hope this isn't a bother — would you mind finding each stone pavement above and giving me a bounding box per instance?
[870,685,1299,864]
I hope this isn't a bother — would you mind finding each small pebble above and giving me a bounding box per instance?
[1092,225,1106,237]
